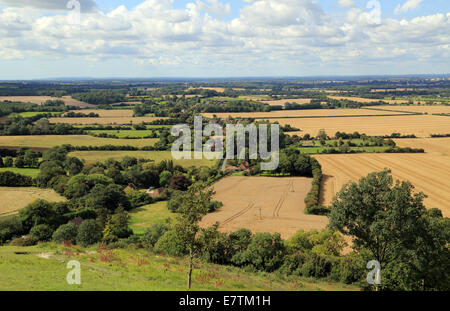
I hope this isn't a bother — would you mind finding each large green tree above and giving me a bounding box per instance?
[329,170,449,290]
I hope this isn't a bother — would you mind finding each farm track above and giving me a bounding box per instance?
[220,202,255,227]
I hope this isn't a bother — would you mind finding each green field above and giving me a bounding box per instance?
[129,201,176,235]
[0,135,158,148]
[0,244,358,291]
[69,150,217,167]
[0,167,40,178]
[7,111,61,118]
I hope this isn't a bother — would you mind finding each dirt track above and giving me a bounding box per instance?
[200,176,328,239]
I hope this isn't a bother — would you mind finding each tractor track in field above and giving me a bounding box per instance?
[220,202,254,227]
[273,179,294,218]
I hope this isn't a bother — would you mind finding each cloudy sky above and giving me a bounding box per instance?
[0,0,449,79]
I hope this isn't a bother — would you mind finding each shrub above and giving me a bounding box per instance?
[30,224,53,241]
[52,223,79,244]
[19,200,63,232]
[305,205,330,215]
[153,230,187,256]
[10,235,38,246]
[231,232,285,272]
[0,171,33,186]
[0,216,23,244]
[142,223,170,247]
[76,219,102,247]
[126,188,152,209]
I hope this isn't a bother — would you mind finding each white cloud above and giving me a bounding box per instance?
[337,0,355,9]
[395,0,424,14]
[0,0,448,76]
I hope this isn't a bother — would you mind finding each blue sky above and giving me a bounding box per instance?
[0,0,449,79]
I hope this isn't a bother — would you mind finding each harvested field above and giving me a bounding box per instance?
[0,96,91,108]
[67,109,134,117]
[328,95,410,104]
[49,116,167,125]
[368,105,450,114]
[203,108,405,119]
[272,115,450,137]
[200,176,328,239]
[0,187,66,217]
[314,139,450,217]
[260,98,312,106]
[188,87,225,93]
[0,135,158,149]
[69,150,216,167]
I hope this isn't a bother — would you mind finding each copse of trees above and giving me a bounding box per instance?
[72,90,126,106]
[0,116,83,136]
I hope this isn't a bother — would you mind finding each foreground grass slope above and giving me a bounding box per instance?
[0,244,358,291]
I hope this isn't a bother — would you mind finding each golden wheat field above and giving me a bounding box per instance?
[328,95,411,104]
[260,98,312,106]
[0,187,66,216]
[200,176,328,239]
[67,109,135,117]
[271,115,450,137]
[203,108,405,120]
[314,138,450,216]
[0,96,91,107]
[0,135,158,149]
[371,105,450,114]
[49,116,167,125]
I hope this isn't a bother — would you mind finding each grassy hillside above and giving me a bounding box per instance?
[0,244,359,291]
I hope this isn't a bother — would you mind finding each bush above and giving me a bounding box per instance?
[126,188,152,208]
[30,224,53,241]
[0,171,33,186]
[330,252,366,284]
[153,230,187,256]
[10,235,38,246]
[0,216,23,244]
[19,200,63,232]
[305,205,330,215]
[76,219,102,247]
[142,223,170,247]
[52,223,79,244]
[231,232,285,272]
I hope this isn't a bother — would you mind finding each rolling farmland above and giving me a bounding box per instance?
[200,176,328,239]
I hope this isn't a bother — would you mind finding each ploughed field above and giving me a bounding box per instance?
[314,138,450,217]
[200,176,328,239]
